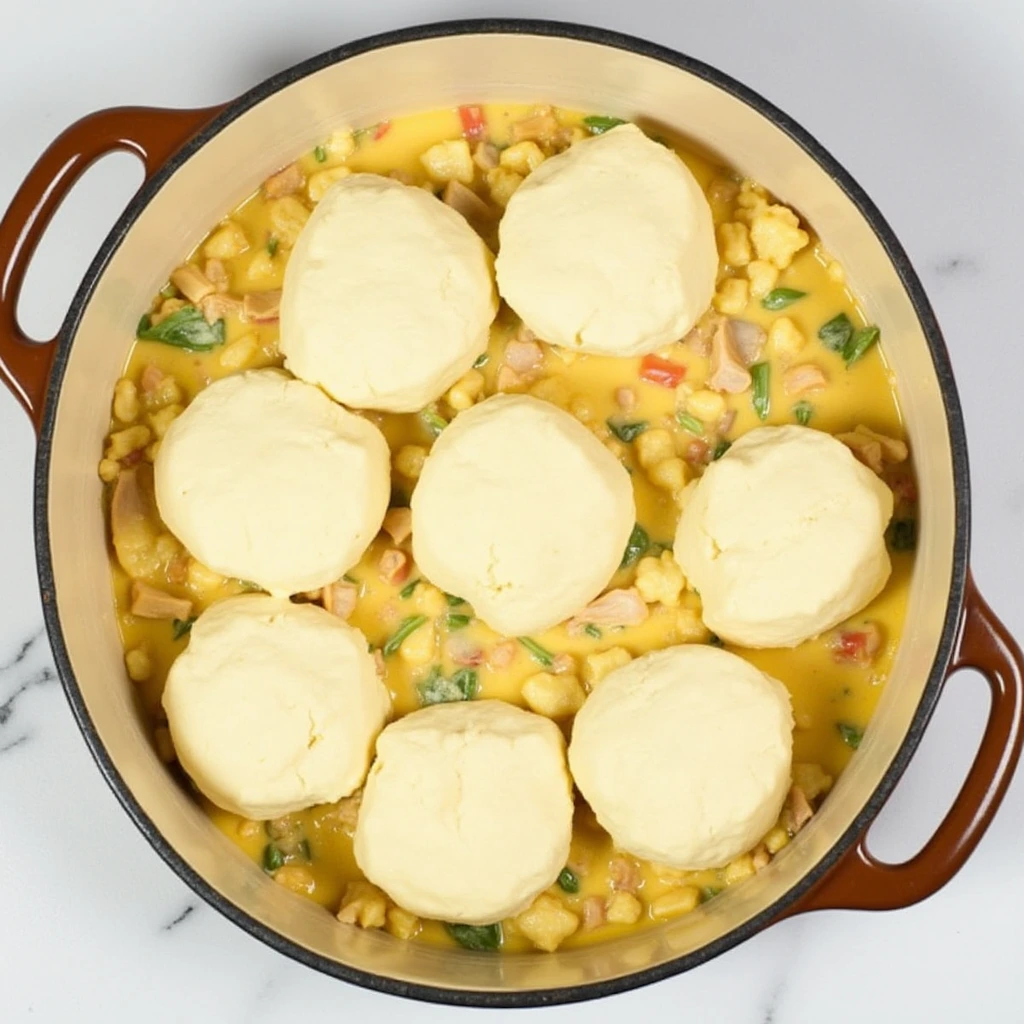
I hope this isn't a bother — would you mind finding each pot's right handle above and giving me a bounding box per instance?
[0,105,221,432]
[790,571,1023,913]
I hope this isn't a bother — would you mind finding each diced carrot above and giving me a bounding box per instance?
[639,354,687,388]
[829,623,883,665]
[458,105,486,140]
[373,120,391,141]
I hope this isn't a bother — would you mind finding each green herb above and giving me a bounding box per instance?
[342,573,359,584]
[557,867,580,893]
[584,624,602,639]
[583,115,628,134]
[818,313,854,353]
[750,362,770,421]
[700,886,723,903]
[837,722,864,750]
[298,838,312,861]
[607,419,648,443]
[417,666,478,706]
[445,593,466,607]
[446,613,472,631]
[472,352,490,369]
[888,518,917,552]
[399,578,420,599]
[382,615,428,656]
[159,283,178,300]
[266,236,279,258]
[792,400,814,426]
[712,440,732,460]
[314,145,327,162]
[137,305,226,351]
[518,637,554,667]
[445,923,502,951]
[761,287,807,311]
[620,523,650,568]
[421,406,448,436]
[708,634,724,648]
[843,325,880,366]
[676,412,704,435]
[237,579,261,592]
[262,843,284,873]
[172,616,196,641]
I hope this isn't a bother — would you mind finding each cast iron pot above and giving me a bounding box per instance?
[1,18,1022,1009]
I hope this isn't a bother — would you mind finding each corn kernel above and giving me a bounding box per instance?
[724,854,755,884]
[649,457,687,495]
[394,445,427,479]
[605,891,643,925]
[98,458,120,483]
[112,379,139,423]
[219,333,259,370]
[125,646,152,682]
[826,260,846,284]
[635,552,685,607]
[650,886,700,919]
[793,762,833,801]
[144,441,161,463]
[749,205,810,270]
[420,139,474,185]
[521,672,586,718]
[634,428,674,469]
[327,129,356,160]
[486,167,524,207]
[106,425,151,461]
[569,397,595,424]
[528,376,570,408]
[246,250,277,284]
[337,881,388,928]
[204,221,249,260]
[713,277,750,316]
[142,375,182,411]
[308,166,352,203]
[444,368,485,412]
[386,905,421,940]
[274,864,316,897]
[717,222,752,266]
[499,140,546,176]
[415,583,448,618]
[399,621,435,664]
[768,316,805,358]
[676,607,709,643]
[187,559,224,596]
[765,826,790,854]
[268,196,310,247]
[515,894,579,952]
[583,646,632,687]
[734,181,769,221]
[746,259,780,298]
[148,404,182,440]
[686,388,726,423]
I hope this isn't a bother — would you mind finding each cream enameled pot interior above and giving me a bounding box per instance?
[45,31,956,994]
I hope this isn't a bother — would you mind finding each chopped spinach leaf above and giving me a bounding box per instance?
[837,722,864,750]
[172,616,196,641]
[607,419,648,443]
[620,523,650,568]
[708,633,725,648]
[761,287,807,311]
[159,283,178,300]
[262,843,284,873]
[888,518,917,552]
[298,838,312,861]
[584,624,602,639]
[676,411,704,435]
[518,636,554,667]
[750,362,770,421]
[266,236,279,258]
[558,867,580,893]
[445,593,466,607]
[421,406,448,436]
[843,325,880,366]
[382,615,427,656]
[818,313,854,353]
[583,115,628,134]
[445,922,502,951]
[792,400,814,426]
[446,613,472,631]
[472,352,490,369]
[398,578,420,599]
[700,886,723,903]
[712,440,732,460]
[137,305,226,351]
[314,145,327,162]
[417,666,478,706]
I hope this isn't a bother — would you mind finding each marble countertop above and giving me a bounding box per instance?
[2,0,1023,1020]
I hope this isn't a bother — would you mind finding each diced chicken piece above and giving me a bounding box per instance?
[726,318,767,366]
[442,180,492,227]
[707,177,740,204]
[263,162,306,199]
[783,785,814,835]
[130,581,193,620]
[199,292,242,323]
[752,844,771,871]
[504,338,544,374]
[551,652,576,676]
[609,855,642,893]
[569,588,649,634]
[682,311,722,357]
[783,363,828,395]
[488,639,518,670]
[111,466,165,580]
[581,895,607,932]
[615,387,637,413]
[827,621,884,666]
[447,635,484,667]
[140,365,165,394]
[512,108,558,143]
[496,365,528,392]
[709,319,753,393]
[382,507,412,545]
[372,649,386,678]
[683,438,710,466]
[170,264,215,304]
[717,408,737,437]
[792,762,834,802]
[322,580,358,619]
[840,425,909,467]
[242,290,281,323]
[379,548,410,585]
[472,141,500,170]
[204,258,229,292]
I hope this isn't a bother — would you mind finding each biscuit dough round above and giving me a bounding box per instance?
[155,369,390,596]
[280,173,498,412]
[569,645,793,870]
[495,123,717,356]
[354,700,574,924]
[411,394,635,635]
[162,595,390,819]
[673,425,894,648]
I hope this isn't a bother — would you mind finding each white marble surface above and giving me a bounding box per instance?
[2,0,1023,1020]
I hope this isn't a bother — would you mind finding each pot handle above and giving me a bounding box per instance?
[790,571,1024,913]
[0,105,221,432]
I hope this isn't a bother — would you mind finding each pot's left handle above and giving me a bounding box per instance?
[0,105,221,433]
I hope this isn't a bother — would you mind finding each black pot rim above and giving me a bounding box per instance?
[33,16,970,1009]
